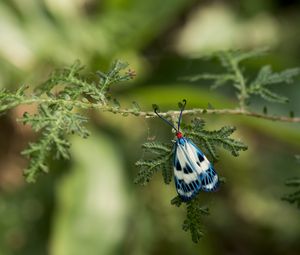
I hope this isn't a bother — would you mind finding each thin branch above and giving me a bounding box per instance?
[148,108,300,123]
[2,97,300,123]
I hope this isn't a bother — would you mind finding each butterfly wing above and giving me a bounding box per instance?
[186,139,219,192]
[173,138,219,201]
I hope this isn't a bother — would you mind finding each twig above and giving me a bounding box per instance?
[2,97,300,123]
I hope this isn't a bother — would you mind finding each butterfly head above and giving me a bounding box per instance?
[176,132,183,139]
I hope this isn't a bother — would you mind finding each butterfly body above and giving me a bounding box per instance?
[154,100,219,202]
[173,132,219,201]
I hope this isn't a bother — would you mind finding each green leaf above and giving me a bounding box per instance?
[229,47,268,64]
[19,102,90,182]
[135,142,173,185]
[183,73,236,89]
[99,60,132,94]
[183,118,248,161]
[256,87,289,103]
[251,65,300,87]
[36,60,85,97]
[285,178,300,187]
[2,60,135,182]
[171,195,211,242]
[35,60,131,103]
[185,49,299,106]
[170,196,183,207]
[161,159,173,184]
[283,156,300,208]
[249,65,300,103]
[141,142,171,154]
[182,198,210,243]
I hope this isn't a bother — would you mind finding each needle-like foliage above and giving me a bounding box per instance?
[183,118,247,161]
[0,60,134,182]
[171,195,210,243]
[19,104,90,182]
[135,142,173,185]
[248,65,300,103]
[283,156,300,208]
[184,49,300,108]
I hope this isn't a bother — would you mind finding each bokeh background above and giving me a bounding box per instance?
[1,0,300,254]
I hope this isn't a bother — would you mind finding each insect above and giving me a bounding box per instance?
[154,99,219,201]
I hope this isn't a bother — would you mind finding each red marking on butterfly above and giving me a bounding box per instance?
[176,132,183,139]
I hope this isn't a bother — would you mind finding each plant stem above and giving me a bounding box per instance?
[230,59,248,110]
[1,97,300,123]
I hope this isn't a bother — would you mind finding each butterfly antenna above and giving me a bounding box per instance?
[154,108,178,132]
[177,99,187,131]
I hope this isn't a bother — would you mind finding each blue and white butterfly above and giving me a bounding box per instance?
[154,100,219,201]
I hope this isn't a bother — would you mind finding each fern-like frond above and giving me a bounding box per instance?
[283,155,300,208]
[0,60,133,182]
[248,65,300,103]
[171,195,209,243]
[209,48,266,71]
[0,85,28,113]
[35,60,133,103]
[183,118,247,161]
[19,103,89,182]
[183,49,299,108]
[141,142,171,154]
[183,73,236,89]
[226,48,267,64]
[135,142,173,185]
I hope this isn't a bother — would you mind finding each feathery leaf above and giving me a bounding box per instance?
[283,155,300,208]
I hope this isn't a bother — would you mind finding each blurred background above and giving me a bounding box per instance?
[0,0,300,254]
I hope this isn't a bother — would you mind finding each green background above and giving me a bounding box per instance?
[0,0,300,254]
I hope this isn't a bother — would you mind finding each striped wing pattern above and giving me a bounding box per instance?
[173,137,219,201]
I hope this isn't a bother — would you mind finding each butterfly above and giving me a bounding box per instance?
[154,100,219,201]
